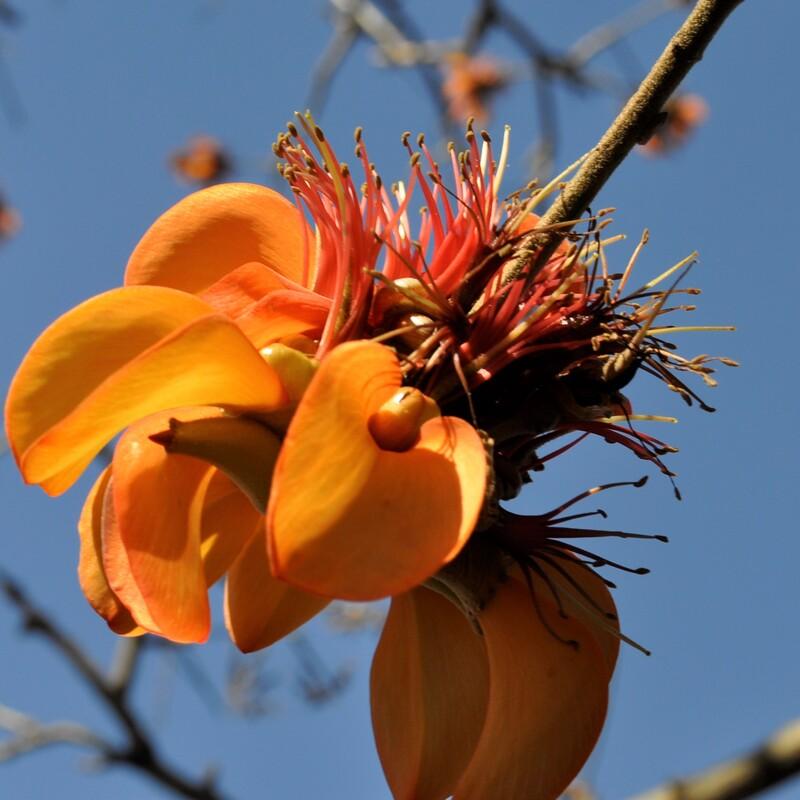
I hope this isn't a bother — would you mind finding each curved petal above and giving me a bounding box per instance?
[199,261,307,318]
[199,469,264,587]
[371,587,488,800]
[104,410,214,644]
[125,183,307,291]
[224,524,329,653]
[236,289,330,349]
[101,476,159,633]
[8,288,285,494]
[268,341,487,601]
[7,286,213,466]
[77,466,142,636]
[454,573,610,800]
[198,261,288,317]
[542,553,619,680]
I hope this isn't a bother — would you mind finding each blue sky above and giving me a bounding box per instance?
[1,1,798,798]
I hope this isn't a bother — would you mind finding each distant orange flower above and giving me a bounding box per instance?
[639,93,709,156]
[6,116,729,799]
[170,134,231,184]
[442,52,509,123]
[0,195,21,242]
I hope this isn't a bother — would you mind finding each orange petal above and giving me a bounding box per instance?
[371,587,488,800]
[454,573,610,800]
[199,469,264,587]
[125,183,307,292]
[224,524,328,652]
[77,466,142,636]
[268,341,487,601]
[8,287,285,494]
[198,261,307,318]
[544,555,619,680]
[236,289,329,349]
[7,286,212,466]
[104,411,214,644]
[101,476,159,633]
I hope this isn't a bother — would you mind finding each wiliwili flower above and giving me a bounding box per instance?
[5,113,734,799]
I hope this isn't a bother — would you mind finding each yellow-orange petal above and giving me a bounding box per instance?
[224,524,329,652]
[268,341,487,601]
[7,286,212,465]
[125,183,307,292]
[8,287,285,495]
[453,573,610,800]
[104,410,215,644]
[198,261,305,318]
[371,587,489,800]
[77,466,142,636]
[236,289,329,349]
[198,470,262,587]
[101,476,160,633]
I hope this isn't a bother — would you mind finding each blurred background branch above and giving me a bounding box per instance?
[0,574,228,800]
[310,0,699,174]
[629,719,800,800]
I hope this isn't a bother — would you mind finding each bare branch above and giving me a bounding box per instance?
[567,0,692,68]
[307,16,360,114]
[629,719,800,800]
[529,0,745,276]
[0,705,111,762]
[107,637,146,698]
[290,635,352,705]
[327,0,432,65]
[0,574,229,800]
[0,573,149,748]
[314,0,450,132]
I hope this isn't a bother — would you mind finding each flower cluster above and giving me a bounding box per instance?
[5,115,732,799]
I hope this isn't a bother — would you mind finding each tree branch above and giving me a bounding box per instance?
[629,719,800,800]
[0,704,112,762]
[566,0,692,68]
[530,0,745,274]
[0,574,228,800]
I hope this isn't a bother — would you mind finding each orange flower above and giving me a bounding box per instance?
[0,193,21,243]
[373,564,617,800]
[170,134,232,184]
[442,52,510,123]
[639,93,709,156]
[6,117,730,798]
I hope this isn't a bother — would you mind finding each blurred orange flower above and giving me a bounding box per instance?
[170,134,232,184]
[639,93,709,156]
[0,194,21,242]
[442,52,509,123]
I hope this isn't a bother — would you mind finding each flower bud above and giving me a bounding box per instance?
[368,388,439,452]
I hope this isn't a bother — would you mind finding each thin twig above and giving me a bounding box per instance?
[528,0,745,276]
[629,718,800,800]
[0,705,112,762]
[567,0,692,67]
[307,16,360,114]
[313,0,697,169]
[0,574,148,749]
[313,0,448,131]
[107,637,146,698]
[0,574,229,800]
